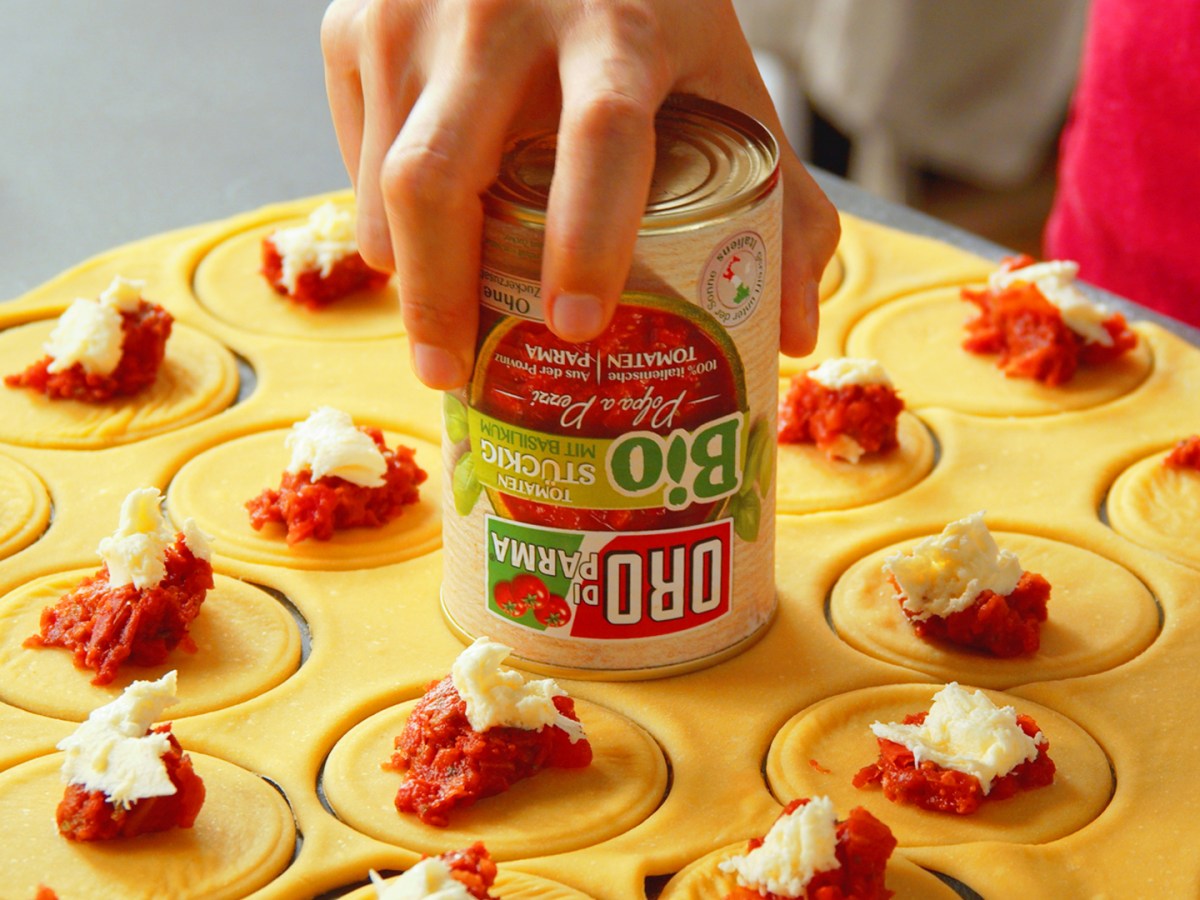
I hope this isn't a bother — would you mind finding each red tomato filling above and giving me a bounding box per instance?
[853,711,1055,815]
[56,725,206,841]
[777,372,903,460]
[246,428,426,544]
[260,239,389,309]
[893,570,1050,657]
[385,675,592,827]
[1165,435,1200,470]
[434,842,500,899]
[961,255,1137,386]
[725,799,897,900]
[475,303,739,530]
[4,300,173,402]
[25,539,212,686]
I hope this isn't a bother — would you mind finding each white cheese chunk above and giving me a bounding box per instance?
[98,275,146,313]
[44,298,125,375]
[451,637,586,743]
[807,357,893,390]
[44,275,147,375]
[98,487,210,589]
[883,511,1021,620]
[267,201,359,293]
[57,671,180,809]
[870,682,1043,793]
[369,860,473,900]
[285,406,388,487]
[989,259,1114,347]
[718,795,841,897]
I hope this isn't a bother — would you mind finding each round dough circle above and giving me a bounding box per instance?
[167,428,441,570]
[1107,449,1200,570]
[830,531,1160,688]
[0,319,240,449]
[775,408,935,516]
[342,869,594,899]
[844,287,1152,416]
[191,215,403,340]
[659,839,960,900]
[322,697,667,860]
[766,683,1112,847]
[0,451,51,559]
[0,751,295,900]
[0,571,302,720]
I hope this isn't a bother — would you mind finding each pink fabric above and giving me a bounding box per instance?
[1044,0,1200,327]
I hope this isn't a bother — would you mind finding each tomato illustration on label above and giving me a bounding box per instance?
[488,565,574,630]
[493,580,529,619]
[534,593,571,628]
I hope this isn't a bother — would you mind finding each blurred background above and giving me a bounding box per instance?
[736,0,1090,256]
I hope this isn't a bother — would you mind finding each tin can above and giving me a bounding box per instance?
[441,95,779,677]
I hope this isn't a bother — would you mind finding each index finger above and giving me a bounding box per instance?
[540,9,673,342]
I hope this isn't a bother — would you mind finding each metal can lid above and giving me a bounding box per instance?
[485,94,779,231]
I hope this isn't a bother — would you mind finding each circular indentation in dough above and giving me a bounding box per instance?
[818,252,844,302]
[0,571,302,720]
[167,428,441,570]
[342,869,594,899]
[192,216,403,341]
[1107,449,1200,570]
[766,683,1113,847]
[322,697,667,860]
[775,409,935,515]
[0,751,295,900]
[658,839,961,899]
[0,451,51,559]
[844,287,1152,416]
[829,531,1160,689]
[0,320,240,449]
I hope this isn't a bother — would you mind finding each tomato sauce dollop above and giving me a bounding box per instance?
[56,725,206,841]
[260,240,389,309]
[435,842,500,899]
[1165,435,1200,470]
[961,256,1137,386]
[777,373,903,461]
[246,428,426,544]
[895,570,1050,658]
[386,675,592,827]
[853,711,1055,815]
[5,301,173,402]
[26,538,212,686]
[724,799,897,900]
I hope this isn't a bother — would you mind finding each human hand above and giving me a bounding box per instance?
[322,0,839,389]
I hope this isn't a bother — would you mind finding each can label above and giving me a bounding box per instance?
[484,516,732,640]
[442,101,780,674]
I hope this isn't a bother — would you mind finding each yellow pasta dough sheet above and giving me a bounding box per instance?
[0,193,1198,900]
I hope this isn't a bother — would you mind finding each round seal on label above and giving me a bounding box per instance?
[700,230,767,327]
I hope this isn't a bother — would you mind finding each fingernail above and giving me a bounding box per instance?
[549,293,606,341]
[412,343,465,390]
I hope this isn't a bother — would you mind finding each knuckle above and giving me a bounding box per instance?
[362,0,418,51]
[604,0,666,55]
[319,0,353,55]
[380,141,462,212]
[402,291,465,337]
[572,86,657,145]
